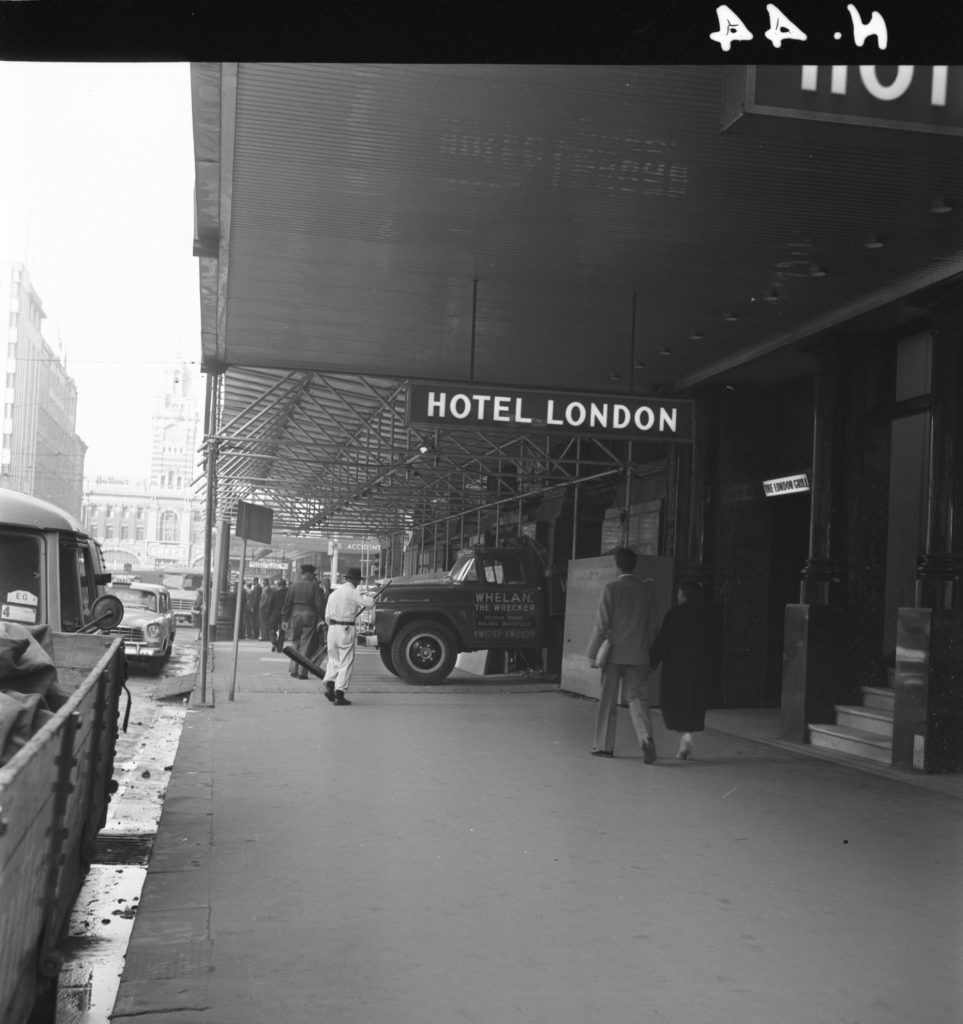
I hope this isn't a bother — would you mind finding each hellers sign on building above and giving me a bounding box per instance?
[408,382,694,441]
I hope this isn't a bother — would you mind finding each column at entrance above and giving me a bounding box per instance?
[781,346,855,742]
[894,293,963,773]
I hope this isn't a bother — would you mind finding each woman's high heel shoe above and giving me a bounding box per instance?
[676,736,693,760]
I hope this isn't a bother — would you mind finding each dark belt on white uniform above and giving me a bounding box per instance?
[328,620,356,626]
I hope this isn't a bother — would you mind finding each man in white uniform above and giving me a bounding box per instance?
[322,567,376,705]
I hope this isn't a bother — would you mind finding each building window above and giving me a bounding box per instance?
[159,511,178,543]
[136,521,145,541]
[105,524,114,539]
[120,524,130,540]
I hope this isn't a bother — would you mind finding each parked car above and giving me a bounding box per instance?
[107,582,177,666]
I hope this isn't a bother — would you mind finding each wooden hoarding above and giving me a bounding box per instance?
[560,555,676,704]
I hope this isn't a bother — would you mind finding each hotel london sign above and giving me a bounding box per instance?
[408,382,694,442]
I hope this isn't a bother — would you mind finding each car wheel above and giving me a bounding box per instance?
[378,643,401,677]
[390,620,457,684]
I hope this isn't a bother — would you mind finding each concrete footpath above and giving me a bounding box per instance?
[111,640,962,1024]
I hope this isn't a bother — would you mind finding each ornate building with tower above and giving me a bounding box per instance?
[82,360,206,571]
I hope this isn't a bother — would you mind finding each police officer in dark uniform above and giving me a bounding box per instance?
[281,565,327,679]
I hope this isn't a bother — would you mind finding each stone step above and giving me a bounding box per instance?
[808,723,892,765]
[834,704,893,737]
[861,686,895,711]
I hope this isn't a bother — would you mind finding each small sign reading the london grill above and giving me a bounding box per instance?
[408,382,694,441]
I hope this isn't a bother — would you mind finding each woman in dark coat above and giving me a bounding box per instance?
[650,580,719,760]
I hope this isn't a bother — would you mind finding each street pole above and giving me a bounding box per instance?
[229,536,248,702]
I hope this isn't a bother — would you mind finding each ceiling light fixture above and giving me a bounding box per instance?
[608,372,622,381]
[864,235,884,249]
[633,361,646,369]
[809,264,827,278]
[931,196,952,214]
[689,331,704,341]
[763,289,780,302]
[723,311,738,322]
[659,346,672,356]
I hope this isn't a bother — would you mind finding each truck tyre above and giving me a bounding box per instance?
[379,644,402,677]
[391,620,458,684]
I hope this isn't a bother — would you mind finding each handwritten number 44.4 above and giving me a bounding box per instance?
[711,3,889,50]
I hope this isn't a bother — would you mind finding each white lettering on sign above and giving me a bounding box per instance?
[801,65,947,105]
[763,474,810,497]
[514,398,532,424]
[2,603,38,623]
[414,385,692,441]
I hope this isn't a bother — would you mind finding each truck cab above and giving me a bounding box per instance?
[0,491,112,631]
[373,542,551,684]
[158,569,204,627]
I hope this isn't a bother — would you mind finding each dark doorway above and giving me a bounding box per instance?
[764,492,810,706]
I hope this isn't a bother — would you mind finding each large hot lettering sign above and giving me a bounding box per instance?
[723,65,963,136]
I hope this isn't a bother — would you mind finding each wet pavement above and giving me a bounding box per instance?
[55,642,194,1024]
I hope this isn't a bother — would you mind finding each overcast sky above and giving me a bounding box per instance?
[0,61,199,480]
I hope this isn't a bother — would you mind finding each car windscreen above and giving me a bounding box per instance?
[118,589,158,613]
[0,530,44,625]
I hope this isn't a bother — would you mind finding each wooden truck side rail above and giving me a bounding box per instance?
[0,633,125,1024]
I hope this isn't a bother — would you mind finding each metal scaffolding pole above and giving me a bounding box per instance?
[572,439,581,559]
[198,370,220,705]
[623,440,633,547]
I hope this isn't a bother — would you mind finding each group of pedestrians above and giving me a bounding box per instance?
[237,577,288,645]
[279,563,375,706]
[587,546,718,763]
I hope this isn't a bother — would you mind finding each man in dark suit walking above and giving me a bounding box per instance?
[245,578,262,639]
[281,565,327,679]
[586,547,662,762]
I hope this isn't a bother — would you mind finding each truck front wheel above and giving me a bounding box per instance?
[391,620,458,684]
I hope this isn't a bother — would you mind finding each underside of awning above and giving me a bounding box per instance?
[192,63,963,541]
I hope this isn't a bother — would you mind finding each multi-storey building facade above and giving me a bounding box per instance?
[1,261,86,515]
[82,361,206,570]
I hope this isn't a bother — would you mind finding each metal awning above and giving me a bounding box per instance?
[192,63,963,539]
[206,366,648,535]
